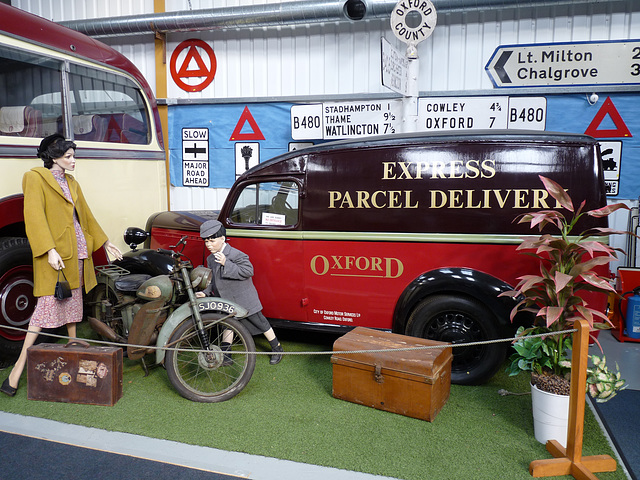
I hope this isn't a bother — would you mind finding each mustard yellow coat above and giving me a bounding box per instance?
[23,167,108,297]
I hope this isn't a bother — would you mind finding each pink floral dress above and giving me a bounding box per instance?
[29,170,88,328]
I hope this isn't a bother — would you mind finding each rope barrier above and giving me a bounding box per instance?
[0,324,578,356]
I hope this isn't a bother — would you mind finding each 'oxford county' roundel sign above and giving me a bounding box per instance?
[390,0,437,45]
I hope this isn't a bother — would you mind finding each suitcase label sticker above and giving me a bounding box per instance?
[34,356,67,382]
[77,360,108,388]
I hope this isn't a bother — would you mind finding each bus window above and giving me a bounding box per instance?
[68,64,150,144]
[0,47,63,138]
[230,181,299,226]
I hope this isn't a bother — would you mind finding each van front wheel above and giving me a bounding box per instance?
[406,295,506,385]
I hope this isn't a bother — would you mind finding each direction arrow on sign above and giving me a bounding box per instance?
[485,40,640,87]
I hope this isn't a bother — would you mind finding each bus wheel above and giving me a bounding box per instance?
[0,237,35,367]
[406,294,506,385]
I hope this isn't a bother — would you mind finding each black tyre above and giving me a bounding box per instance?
[165,313,256,402]
[406,294,506,385]
[0,237,35,367]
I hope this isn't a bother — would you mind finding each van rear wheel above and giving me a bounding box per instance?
[406,295,506,385]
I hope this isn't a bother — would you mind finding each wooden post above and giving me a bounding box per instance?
[529,319,617,479]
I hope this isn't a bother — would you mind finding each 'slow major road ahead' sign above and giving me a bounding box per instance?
[486,40,640,87]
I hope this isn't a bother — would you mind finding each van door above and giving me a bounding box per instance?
[223,178,306,323]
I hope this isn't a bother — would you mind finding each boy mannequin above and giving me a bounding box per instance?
[196,220,283,364]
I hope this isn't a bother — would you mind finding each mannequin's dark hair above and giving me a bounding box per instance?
[37,134,76,169]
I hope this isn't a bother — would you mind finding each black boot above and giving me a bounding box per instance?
[268,338,283,365]
[221,342,232,366]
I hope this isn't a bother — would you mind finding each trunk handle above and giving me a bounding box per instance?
[65,340,91,349]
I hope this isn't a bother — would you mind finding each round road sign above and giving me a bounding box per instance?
[170,39,217,92]
[390,0,437,45]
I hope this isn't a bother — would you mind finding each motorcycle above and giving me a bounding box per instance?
[86,227,256,403]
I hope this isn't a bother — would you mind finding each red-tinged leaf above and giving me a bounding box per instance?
[587,203,630,217]
[545,306,564,327]
[575,305,594,328]
[516,275,546,293]
[540,176,574,212]
[554,271,574,293]
[580,273,616,293]
[499,290,519,299]
[591,310,613,325]
[582,227,632,239]
[573,256,615,275]
[578,241,616,258]
[517,237,545,250]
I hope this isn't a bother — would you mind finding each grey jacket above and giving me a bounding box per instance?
[204,244,263,316]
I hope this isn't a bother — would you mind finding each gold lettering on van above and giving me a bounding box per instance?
[328,160,563,211]
[429,189,560,209]
[329,190,418,209]
[381,160,496,180]
[310,255,403,279]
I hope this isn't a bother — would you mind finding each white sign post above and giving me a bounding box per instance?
[182,128,209,187]
[389,0,437,133]
[381,37,409,96]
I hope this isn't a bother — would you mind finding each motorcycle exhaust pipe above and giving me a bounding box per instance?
[88,316,127,344]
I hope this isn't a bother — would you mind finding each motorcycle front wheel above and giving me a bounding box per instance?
[165,313,256,403]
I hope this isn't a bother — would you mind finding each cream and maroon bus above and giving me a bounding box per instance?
[0,4,166,364]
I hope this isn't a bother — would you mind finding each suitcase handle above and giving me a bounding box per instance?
[65,340,91,349]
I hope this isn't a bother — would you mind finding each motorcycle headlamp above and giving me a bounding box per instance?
[190,266,213,291]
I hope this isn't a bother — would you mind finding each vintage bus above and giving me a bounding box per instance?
[143,131,609,385]
[0,4,167,364]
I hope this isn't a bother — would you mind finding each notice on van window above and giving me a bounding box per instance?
[418,96,546,131]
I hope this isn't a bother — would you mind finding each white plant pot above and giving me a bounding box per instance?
[530,383,570,448]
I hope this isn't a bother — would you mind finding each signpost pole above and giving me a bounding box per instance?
[403,45,419,133]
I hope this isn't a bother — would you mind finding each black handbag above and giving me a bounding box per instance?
[54,269,72,300]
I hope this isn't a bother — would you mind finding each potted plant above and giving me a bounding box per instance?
[502,175,628,445]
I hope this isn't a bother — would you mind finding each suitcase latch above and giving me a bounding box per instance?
[374,364,384,383]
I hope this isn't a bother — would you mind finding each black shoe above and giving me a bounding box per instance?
[1,378,17,397]
[270,345,283,365]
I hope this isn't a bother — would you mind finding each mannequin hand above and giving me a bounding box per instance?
[105,241,123,261]
[214,251,226,266]
[47,249,64,270]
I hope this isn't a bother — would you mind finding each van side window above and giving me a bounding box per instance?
[229,181,299,227]
[68,65,150,144]
[0,47,63,138]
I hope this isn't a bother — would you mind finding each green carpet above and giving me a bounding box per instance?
[0,325,627,480]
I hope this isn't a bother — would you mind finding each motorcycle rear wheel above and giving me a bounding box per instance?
[165,313,256,403]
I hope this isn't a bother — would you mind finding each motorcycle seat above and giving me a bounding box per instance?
[115,274,151,293]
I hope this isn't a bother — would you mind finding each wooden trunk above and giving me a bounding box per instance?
[27,341,123,406]
[331,327,452,421]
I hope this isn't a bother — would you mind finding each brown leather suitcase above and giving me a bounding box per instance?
[27,341,123,406]
[331,327,452,421]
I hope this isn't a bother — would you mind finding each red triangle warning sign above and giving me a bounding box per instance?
[230,106,265,141]
[584,97,632,138]
[177,46,212,78]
